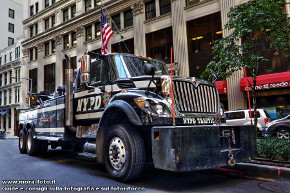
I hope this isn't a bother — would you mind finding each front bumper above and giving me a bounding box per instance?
[151,125,256,172]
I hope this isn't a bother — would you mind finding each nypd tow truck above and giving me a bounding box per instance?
[18,53,256,181]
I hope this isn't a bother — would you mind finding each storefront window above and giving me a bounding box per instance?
[44,63,55,93]
[187,12,222,78]
[146,27,173,64]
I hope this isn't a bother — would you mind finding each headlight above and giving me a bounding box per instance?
[135,97,171,117]
[266,121,275,127]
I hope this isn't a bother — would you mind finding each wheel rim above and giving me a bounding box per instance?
[277,129,290,139]
[109,137,126,170]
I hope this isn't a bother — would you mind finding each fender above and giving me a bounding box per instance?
[99,100,142,127]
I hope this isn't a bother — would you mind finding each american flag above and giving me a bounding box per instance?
[101,9,114,55]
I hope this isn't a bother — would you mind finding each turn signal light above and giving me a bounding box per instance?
[264,118,269,124]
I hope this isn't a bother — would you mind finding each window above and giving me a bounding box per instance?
[0,74,2,86]
[63,34,69,49]
[9,53,12,61]
[145,0,156,20]
[35,2,39,13]
[94,0,101,7]
[45,42,50,56]
[8,89,11,104]
[63,8,69,22]
[4,73,7,85]
[85,25,92,41]
[8,23,14,33]
[0,57,2,65]
[52,0,56,4]
[9,71,12,85]
[30,5,34,16]
[44,63,55,93]
[0,91,2,105]
[72,32,77,47]
[8,37,14,46]
[30,26,34,37]
[112,14,120,31]
[51,40,55,54]
[9,9,14,19]
[225,112,245,120]
[4,90,7,105]
[52,15,56,27]
[35,23,38,35]
[4,55,7,63]
[29,68,38,93]
[15,46,20,59]
[95,22,101,38]
[71,5,76,18]
[186,0,200,6]
[85,0,92,12]
[45,0,50,8]
[29,48,34,61]
[124,9,133,28]
[45,18,50,30]
[35,47,38,60]
[160,0,171,15]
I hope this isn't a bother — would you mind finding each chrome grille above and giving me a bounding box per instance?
[173,80,218,113]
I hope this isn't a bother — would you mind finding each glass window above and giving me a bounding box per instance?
[8,37,14,46]
[9,9,14,19]
[9,53,12,61]
[8,23,14,33]
[112,14,120,31]
[35,2,39,13]
[4,55,7,63]
[186,0,199,6]
[30,5,34,16]
[44,63,55,93]
[71,5,76,18]
[124,9,133,28]
[95,22,101,38]
[35,23,38,35]
[85,25,92,41]
[160,0,171,15]
[94,0,101,7]
[45,42,50,56]
[45,18,50,30]
[63,34,69,49]
[52,15,56,27]
[145,0,156,20]
[63,8,69,22]
[225,112,245,120]
[85,0,92,12]
[29,68,38,93]
[30,26,34,37]
[51,40,55,54]
[0,57,2,65]
[45,0,50,8]
[35,47,38,60]
[248,111,261,118]
[72,32,77,47]
[90,58,103,83]
[52,0,56,4]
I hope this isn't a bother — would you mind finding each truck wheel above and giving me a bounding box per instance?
[19,129,27,154]
[40,141,48,154]
[26,129,41,156]
[104,124,145,182]
[276,128,290,139]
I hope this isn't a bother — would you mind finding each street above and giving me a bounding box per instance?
[0,138,289,193]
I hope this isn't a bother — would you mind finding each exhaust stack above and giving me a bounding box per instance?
[64,54,74,127]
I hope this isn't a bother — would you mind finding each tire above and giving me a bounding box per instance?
[104,124,145,182]
[19,129,27,154]
[276,128,290,139]
[26,129,41,156]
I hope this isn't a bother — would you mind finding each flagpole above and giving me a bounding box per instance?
[100,1,130,53]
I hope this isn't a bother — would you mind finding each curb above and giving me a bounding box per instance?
[230,163,290,179]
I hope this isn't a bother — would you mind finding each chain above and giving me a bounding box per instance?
[226,136,236,167]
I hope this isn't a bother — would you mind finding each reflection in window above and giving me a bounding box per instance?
[160,0,171,15]
[112,14,120,31]
[95,22,101,38]
[124,9,133,28]
[72,32,77,47]
[85,25,92,41]
[145,0,156,20]
[44,63,55,93]
[85,0,92,12]
[63,8,69,22]
[71,5,76,18]
[63,34,69,49]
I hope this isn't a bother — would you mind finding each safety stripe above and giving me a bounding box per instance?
[36,104,65,113]
[35,127,65,133]
[134,80,156,88]
[75,112,103,120]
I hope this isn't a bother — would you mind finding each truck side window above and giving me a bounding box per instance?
[91,58,109,85]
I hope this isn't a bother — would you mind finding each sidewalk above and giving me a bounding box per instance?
[228,163,290,179]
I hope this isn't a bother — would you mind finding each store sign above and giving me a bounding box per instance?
[244,81,290,91]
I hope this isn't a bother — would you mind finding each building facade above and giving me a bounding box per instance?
[0,0,23,51]
[21,0,290,129]
[0,37,23,137]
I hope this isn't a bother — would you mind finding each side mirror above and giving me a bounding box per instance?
[144,63,155,76]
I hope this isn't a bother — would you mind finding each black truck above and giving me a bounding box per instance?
[18,53,256,181]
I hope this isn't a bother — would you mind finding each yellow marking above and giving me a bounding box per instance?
[244,176,275,182]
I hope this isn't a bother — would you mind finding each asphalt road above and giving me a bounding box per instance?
[0,138,289,193]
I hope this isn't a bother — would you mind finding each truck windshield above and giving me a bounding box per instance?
[121,56,169,77]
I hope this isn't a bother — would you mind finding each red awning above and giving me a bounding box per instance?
[215,80,227,94]
[240,71,290,91]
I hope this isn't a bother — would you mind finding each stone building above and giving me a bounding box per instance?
[21,0,290,127]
